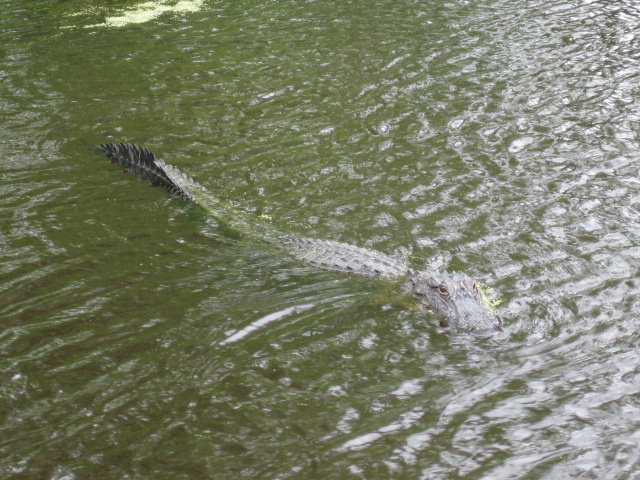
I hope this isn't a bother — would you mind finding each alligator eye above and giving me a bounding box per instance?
[438,284,449,296]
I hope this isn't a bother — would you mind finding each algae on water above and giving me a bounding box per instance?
[66,0,205,29]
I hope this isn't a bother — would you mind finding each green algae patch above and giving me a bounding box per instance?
[67,0,206,29]
[478,284,502,317]
[101,0,205,27]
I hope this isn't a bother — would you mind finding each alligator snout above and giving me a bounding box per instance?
[452,294,502,338]
[469,322,503,338]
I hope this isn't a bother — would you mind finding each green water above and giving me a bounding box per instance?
[3,0,640,478]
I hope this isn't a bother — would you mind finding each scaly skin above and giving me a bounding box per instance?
[281,235,408,278]
[98,143,502,337]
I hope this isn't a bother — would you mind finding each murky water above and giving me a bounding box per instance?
[2,0,640,478]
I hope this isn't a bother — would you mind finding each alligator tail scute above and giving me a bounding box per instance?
[98,143,195,201]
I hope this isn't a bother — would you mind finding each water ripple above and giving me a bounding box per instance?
[3,0,640,478]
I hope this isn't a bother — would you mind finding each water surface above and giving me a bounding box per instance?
[2,0,640,478]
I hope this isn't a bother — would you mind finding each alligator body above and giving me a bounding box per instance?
[98,143,502,337]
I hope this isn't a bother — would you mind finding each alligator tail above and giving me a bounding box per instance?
[97,143,408,277]
[97,143,270,240]
[97,143,197,201]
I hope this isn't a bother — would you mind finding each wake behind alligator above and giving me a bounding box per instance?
[98,143,502,337]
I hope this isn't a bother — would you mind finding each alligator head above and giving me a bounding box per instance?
[405,269,502,337]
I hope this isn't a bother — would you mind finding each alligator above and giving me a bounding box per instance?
[97,143,502,337]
